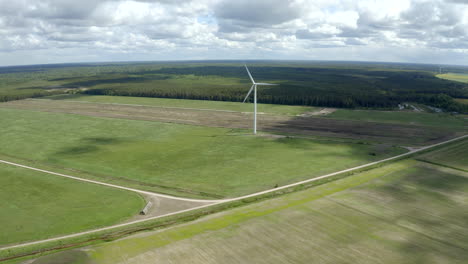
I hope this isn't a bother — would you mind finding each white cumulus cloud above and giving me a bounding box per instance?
[0,0,467,65]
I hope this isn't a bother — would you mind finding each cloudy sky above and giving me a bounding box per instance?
[0,0,467,66]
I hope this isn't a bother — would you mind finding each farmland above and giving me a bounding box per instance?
[1,97,459,146]
[45,94,468,130]
[0,106,406,199]
[0,61,466,263]
[455,98,468,105]
[437,73,468,84]
[0,162,144,246]
[45,94,316,116]
[417,139,468,171]
[32,139,468,264]
[327,109,466,130]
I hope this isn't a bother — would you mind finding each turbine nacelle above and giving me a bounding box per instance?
[242,65,279,134]
[242,65,278,103]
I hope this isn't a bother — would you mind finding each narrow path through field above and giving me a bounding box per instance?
[0,134,466,252]
[36,99,247,114]
[0,160,220,203]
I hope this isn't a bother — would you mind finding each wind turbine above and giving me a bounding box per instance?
[243,65,278,135]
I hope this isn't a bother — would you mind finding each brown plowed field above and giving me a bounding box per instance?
[0,99,455,146]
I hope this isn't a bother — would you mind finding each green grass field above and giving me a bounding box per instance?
[327,109,467,130]
[417,139,468,171]
[437,73,468,84]
[45,94,316,116]
[38,148,468,264]
[455,98,468,105]
[0,163,144,246]
[0,107,405,199]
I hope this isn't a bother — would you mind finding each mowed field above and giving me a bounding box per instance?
[0,106,405,199]
[34,139,468,264]
[327,109,466,130]
[437,73,468,84]
[46,94,316,116]
[1,96,460,146]
[0,162,144,246]
[455,98,468,105]
[47,94,467,130]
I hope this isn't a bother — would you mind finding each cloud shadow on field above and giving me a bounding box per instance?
[56,145,99,155]
[264,115,453,146]
[54,137,126,156]
[83,137,123,145]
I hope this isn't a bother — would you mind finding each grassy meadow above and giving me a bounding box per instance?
[36,142,468,264]
[437,73,468,83]
[44,94,468,131]
[0,162,144,246]
[0,107,406,199]
[455,98,468,105]
[44,94,316,116]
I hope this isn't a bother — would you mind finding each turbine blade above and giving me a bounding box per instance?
[256,83,279,86]
[243,84,255,103]
[245,64,256,84]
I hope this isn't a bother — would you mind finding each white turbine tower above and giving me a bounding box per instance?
[243,65,278,135]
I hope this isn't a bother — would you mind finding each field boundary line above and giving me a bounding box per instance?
[415,158,468,173]
[0,134,466,251]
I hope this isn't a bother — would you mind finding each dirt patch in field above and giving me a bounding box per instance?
[298,108,336,117]
[126,194,215,222]
[0,99,456,146]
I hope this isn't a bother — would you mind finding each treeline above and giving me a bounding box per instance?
[83,84,468,112]
[411,93,468,113]
[84,88,397,108]
[0,91,59,102]
[1,63,467,112]
[81,66,468,112]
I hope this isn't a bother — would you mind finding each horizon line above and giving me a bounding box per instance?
[1,59,468,69]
